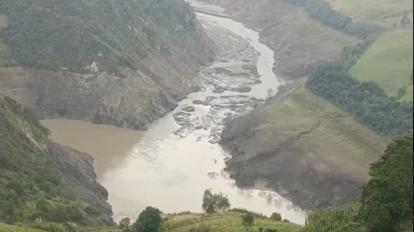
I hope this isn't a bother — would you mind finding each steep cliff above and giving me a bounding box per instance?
[0,97,113,225]
[0,0,216,129]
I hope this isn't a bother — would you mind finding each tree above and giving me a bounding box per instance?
[202,190,230,214]
[241,212,255,231]
[133,207,162,232]
[270,213,282,221]
[119,217,131,232]
[359,136,413,232]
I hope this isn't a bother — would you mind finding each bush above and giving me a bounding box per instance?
[270,213,282,221]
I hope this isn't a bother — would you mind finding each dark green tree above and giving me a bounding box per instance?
[202,190,230,214]
[270,213,282,221]
[359,136,413,232]
[133,207,162,232]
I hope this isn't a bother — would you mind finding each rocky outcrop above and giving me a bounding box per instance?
[48,141,113,225]
[0,0,216,130]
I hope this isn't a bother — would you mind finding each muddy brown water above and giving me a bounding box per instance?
[42,0,308,225]
[42,119,143,177]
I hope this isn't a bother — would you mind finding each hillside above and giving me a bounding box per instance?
[201,0,358,80]
[350,30,413,103]
[0,97,113,225]
[220,82,388,209]
[0,0,216,130]
[201,0,412,210]
[327,0,413,28]
[328,0,413,102]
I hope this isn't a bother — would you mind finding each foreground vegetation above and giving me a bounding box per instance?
[0,97,112,225]
[304,135,413,232]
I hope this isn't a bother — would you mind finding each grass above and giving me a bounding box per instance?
[258,82,388,181]
[350,29,413,101]
[163,212,301,232]
[0,212,300,232]
[0,223,45,232]
[0,14,14,66]
[0,14,7,28]
[327,0,413,27]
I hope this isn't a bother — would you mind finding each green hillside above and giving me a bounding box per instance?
[0,97,112,225]
[0,0,197,73]
[327,0,413,27]
[350,29,413,101]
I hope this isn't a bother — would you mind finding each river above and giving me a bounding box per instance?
[43,1,307,225]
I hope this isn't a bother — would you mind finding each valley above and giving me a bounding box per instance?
[0,0,412,231]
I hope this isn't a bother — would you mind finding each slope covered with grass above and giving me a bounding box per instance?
[164,212,301,232]
[327,0,413,28]
[350,29,413,101]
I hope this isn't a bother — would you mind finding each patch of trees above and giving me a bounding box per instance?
[306,63,413,135]
[303,136,413,232]
[202,190,230,214]
[281,0,380,38]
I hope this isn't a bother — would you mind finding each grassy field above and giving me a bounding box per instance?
[327,0,413,27]
[0,212,300,232]
[0,223,45,232]
[257,83,388,181]
[350,29,413,101]
[164,212,301,232]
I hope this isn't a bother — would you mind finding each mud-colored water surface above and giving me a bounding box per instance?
[42,119,143,177]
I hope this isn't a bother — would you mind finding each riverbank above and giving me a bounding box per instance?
[199,0,358,80]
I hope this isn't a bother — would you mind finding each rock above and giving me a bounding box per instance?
[182,106,196,112]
